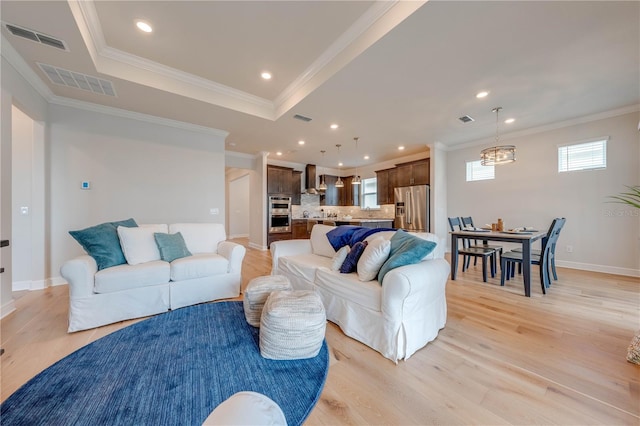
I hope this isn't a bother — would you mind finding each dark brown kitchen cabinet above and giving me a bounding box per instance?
[375,168,397,205]
[267,165,293,195]
[342,176,360,206]
[395,159,429,187]
[292,219,310,239]
[319,175,339,206]
[291,171,302,205]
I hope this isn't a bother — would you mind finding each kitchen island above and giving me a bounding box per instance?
[332,219,394,228]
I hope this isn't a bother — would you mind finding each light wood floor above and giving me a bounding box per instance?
[2,239,639,425]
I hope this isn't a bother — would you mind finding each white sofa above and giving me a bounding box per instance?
[270,224,450,363]
[61,223,246,332]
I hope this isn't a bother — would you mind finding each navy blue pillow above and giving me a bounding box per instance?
[339,241,368,273]
[69,218,138,270]
[377,230,437,283]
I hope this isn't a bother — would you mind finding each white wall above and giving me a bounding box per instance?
[447,111,640,276]
[1,55,49,317]
[227,172,250,238]
[49,104,227,279]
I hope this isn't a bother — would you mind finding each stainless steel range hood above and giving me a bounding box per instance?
[304,164,317,194]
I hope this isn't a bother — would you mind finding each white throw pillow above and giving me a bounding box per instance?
[310,224,337,258]
[117,224,167,265]
[330,245,350,271]
[357,237,391,281]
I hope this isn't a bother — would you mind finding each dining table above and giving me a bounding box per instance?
[450,229,547,297]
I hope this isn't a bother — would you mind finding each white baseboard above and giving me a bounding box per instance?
[249,242,267,251]
[49,276,67,286]
[1,299,16,319]
[556,260,640,278]
[229,233,249,239]
[12,277,67,291]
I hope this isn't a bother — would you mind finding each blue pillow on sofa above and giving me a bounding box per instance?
[154,232,192,262]
[377,230,436,283]
[340,241,368,273]
[69,218,138,270]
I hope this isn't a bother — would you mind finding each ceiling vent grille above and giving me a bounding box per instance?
[5,23,69,51]
[37,63,117,97]
[293,114,312,122]
[458,115,475,123]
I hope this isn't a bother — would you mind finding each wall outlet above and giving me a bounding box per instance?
[566,245,573,253]
[20,206,29,215]
[210,208,219,215]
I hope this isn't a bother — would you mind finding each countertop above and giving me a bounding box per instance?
[292,218,394,223]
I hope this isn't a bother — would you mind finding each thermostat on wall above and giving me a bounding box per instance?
[81,181,91,190]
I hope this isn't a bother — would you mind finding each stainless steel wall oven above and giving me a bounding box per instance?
[268,196,292,233]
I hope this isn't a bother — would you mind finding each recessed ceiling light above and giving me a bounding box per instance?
[504,118,515,124]
[276,151,282,156]
[298,140,305,145]
[364,155,370,160]
[330,124,339,129]
[398,146,405,151]
[135,20,152,33]
[338,162,343,166]
[476,91,489,98]
[261,72,272,80]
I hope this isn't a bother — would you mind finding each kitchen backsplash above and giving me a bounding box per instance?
[292,194,394,219]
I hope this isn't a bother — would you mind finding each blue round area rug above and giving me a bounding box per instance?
[1,301,329,426]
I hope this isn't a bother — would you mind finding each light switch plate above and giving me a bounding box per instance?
[20,206,29,215]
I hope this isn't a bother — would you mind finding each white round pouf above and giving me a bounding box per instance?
[202,391,287,426]
[243,275,292,327]
[259,290,326,360]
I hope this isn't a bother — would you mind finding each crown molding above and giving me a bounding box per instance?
[49,95,229,138]
[447,104,640,151]
[1,34,54,101]
[70,0,425,122]
[273,0,426,119]
[71,0,275,121]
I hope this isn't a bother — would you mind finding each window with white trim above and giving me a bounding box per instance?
[466,160,495,182]
[361,177,379,209]
[558,139,607,172]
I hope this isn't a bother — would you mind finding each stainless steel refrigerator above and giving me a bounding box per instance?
[394,185,429,232]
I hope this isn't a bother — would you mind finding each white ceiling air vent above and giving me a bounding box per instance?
[4,23,69,51]
[37,63,117,97]
[293,114,312,122]
[459,115,475,123]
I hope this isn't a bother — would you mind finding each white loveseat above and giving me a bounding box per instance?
[270,224,450,362]
[61,223,246,332]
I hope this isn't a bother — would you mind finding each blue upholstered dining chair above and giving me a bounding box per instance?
[448,217,497,282]
[499,218,566,295]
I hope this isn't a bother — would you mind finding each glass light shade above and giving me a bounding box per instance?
[318,175,327,191]
[335,177,344,188]
[352,175,361,185]
[480,145,516,166]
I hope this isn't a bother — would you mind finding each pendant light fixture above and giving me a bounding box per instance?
[318,150,327,191]
[335,144,344,188]
[352,137,361,185]
[480,107,516,166]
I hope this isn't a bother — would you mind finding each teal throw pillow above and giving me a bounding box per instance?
[339,241,368,273]
[69,218,138,270]
[154,232,192,262]
[377,230,437,283]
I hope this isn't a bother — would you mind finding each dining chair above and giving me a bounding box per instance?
[499,218,566,295]
[448,217,497,282]
[509,218,566,282]
[461,216,503,271]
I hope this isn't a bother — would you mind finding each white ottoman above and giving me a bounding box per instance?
[243,275,292,327]
[259,290,326,360]
[202,391,287,425]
